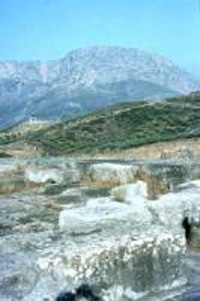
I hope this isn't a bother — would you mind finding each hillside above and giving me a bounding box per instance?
[0,46,200,129]
[2,91,199,156]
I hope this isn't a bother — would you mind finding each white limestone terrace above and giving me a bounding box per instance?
[30,231,185,301]
[23,180,193,300]
[87,163,138,187]
[1,159,200,300]
[24,159,81,185]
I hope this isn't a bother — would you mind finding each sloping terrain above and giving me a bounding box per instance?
[2,91,199,156]
[0,46,199,128]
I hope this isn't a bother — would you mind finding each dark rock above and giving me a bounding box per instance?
[55,284,101,301]
[55,291,76,301]
[182,216,192,242]
[76,284,101,300]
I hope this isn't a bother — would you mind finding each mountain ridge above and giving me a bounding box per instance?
[0,46,199,129]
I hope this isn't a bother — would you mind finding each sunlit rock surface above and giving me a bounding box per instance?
[151,181,200,229]
[86,161,197,198]
[0,159,32,194]
[25,167,66,184]
[110,181,148,203]
[1,158,200,300]
[25,159,80,185]
[135,167,170,198]
[87,163,137,187]
[32,230,185,301]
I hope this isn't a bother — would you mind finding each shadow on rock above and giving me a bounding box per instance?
[56,284,101,301]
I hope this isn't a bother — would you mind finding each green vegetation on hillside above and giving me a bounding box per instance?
[1,92,200,155]
[21,92,200,155]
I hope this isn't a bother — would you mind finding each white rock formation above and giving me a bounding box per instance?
[149,182,200,231]
[87,163,138,186]
[32,230,185,301]
[110,181,148,203]
[25,168,65,184]
[24,160,80,184]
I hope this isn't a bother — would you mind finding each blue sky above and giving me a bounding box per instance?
[0,0,199,71]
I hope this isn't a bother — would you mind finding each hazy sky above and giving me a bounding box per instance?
[0,0,199,70]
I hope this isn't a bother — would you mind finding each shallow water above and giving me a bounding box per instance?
[0,158,200,301]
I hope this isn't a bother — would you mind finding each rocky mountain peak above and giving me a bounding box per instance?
[0,46,199,129]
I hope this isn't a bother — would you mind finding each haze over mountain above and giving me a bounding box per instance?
[186,63,200,79]
[0,46,199,129]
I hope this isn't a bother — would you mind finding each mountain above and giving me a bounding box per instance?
[0,46,199,129]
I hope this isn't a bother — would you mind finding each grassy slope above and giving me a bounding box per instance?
[1,92,200,155]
